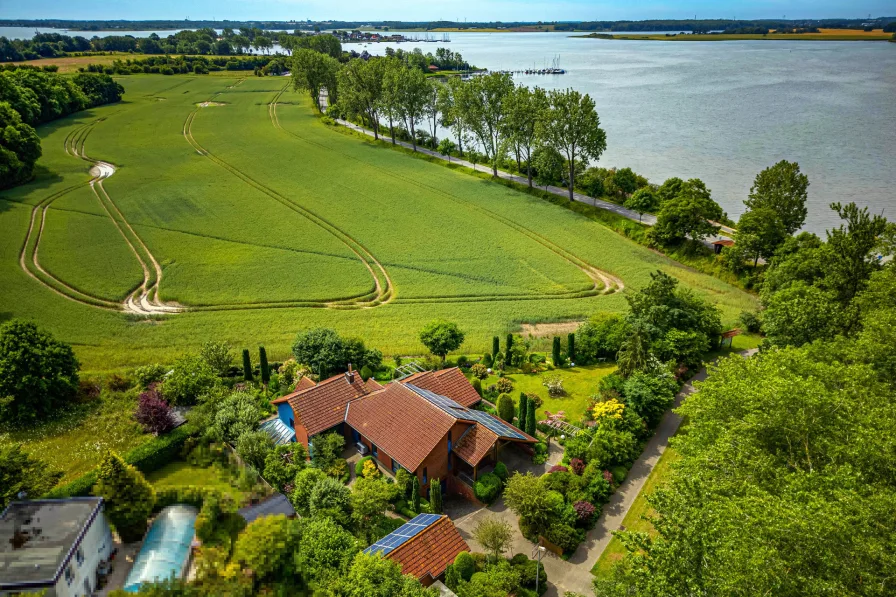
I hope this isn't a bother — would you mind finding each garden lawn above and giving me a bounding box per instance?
[479,363,617,423]
[146,461,251,504]
[0,391,152,485]
[591,445,681,578]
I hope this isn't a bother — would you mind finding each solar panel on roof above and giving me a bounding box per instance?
[465,409,527,440]
[363,514,443,556]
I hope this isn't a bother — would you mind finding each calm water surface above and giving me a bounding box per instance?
[365,32,896,233]
[5,27,893,232]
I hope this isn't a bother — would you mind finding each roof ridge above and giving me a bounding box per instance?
[397,383,462,422]
[388,514,448,558]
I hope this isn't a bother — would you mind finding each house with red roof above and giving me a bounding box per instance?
[364,514,469,586]
[268,366,535,501]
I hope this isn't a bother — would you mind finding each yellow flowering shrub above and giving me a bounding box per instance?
[593,398,625,423]
[362,459,380,479]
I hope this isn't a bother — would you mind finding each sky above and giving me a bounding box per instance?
[3,0,892,22]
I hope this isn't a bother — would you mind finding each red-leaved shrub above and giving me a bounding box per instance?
[135,387,176,435]
[548,465,569,474]
[570,458,585,476]
[573,500,595,523]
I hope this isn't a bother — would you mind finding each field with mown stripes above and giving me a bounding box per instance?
[0,75,757,370]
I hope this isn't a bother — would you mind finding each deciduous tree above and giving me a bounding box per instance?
[473,516,513,562]
[503,84,549,187]
[537,88,607,200]
[93,451,155,543]
[745,160,809,234]
[648,178,723,246]
[419,320,465,362]
[0,444,62,509]
[458,72,515,176]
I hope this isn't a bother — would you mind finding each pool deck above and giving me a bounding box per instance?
[96,540,140,596]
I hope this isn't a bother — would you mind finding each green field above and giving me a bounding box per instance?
[0,75,757,371]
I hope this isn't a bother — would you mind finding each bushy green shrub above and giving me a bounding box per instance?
[133,363,167,388]
[493,462,508,482]
[543,522,583,554]
[739,310,762,333]
[454,551,476,581]
[471,378,483,396]
[482,353,493,368]
[611,465,628,485]
[93,451,155,543]
[473,473,502,504]
[511,554,547,593]
[355,455,374,477]
[457,355,469,367]
[359,365,373,381]
[497,393,515,422]
[496,377,514,394]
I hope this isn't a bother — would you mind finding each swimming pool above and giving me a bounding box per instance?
[123,505,198,592]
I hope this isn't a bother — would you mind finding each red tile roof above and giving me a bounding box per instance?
[387,516,469,582]
[346,383,456,471]
[286,372,373,436]
[270,376,317,404]
[401,368,481,407]
[452,425,500,467]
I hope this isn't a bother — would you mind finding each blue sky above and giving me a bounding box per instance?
[4,0,892,22]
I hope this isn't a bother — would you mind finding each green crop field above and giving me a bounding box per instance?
[0,74,757,371]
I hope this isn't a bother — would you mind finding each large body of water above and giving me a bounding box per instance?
[5,27,893,233]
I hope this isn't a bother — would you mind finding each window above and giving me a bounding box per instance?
[448,438,453,471]
[76,546,84,566]
[289,418,295,429]
[65,565,74,585]
[372,444,378,458]
[423,468,428,485]
[391,459,398,473]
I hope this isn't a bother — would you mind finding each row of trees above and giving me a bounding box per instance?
[1,67,123,188]
[294,47,608,201]
[0,30,345,62]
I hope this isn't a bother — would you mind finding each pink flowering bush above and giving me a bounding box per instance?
[135,387,176,435]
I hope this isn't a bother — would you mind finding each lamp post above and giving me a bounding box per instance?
[532,545,546,594]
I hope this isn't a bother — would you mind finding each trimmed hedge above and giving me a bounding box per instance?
[473,472,502,504]
[45,424,196,498]
[153,486,223,513]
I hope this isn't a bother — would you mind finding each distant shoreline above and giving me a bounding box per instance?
[575,29,894,41]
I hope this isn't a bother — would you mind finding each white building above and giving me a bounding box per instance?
[0,497,114,597]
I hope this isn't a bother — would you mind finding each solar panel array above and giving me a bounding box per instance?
[464,409,527,440]
[406,384,527,440]
[364,513,443,555]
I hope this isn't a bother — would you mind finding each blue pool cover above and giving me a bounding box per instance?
[123,505,198,592]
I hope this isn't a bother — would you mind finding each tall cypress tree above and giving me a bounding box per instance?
[518,392,528,430]
[525,399,537,436]
[552,336,562,366]
[259,346,270,385]
[567,333,576,364]
[242,349,253,381]
[506,333,513,355]
[430,478,442,514]
[492,336,500,359]
[411,475,421,513]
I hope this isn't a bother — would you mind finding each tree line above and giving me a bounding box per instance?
[293,49,608,201]
[1,67,123,188]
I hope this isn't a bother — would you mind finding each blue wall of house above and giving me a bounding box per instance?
[277,403,294,429]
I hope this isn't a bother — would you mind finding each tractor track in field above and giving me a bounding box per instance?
[19,120,183,315]
[267,87,625,304]
[184,96,393,310]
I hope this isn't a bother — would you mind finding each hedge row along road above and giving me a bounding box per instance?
[0,75,756,369]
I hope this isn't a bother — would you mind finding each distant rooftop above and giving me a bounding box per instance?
[0,497,103,590]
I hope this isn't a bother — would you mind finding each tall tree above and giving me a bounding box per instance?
[0,101,41,188]
[825,202,889,308]
[473,516,513,563]
[394,66,429,151]
[93,451,155,543]
[419,320,465,362]
[458,72,515,176]
[0,319,79,424]
[745,160,809,234]
[422,79,440,148]
[337,57,385,139]
[518,393,528,431]
[259,346,270,385]
[648,178,724,246]
[624,187,659,222]
[438,76,469,156]
[380,57,403,144]
[537,88,608,200]
[0,444,62,508]
[525,399,536,436]
[492,336,500,359]
[242,348,253,381]
[429,478,443,514]
[552,336,562,366]
[502,84,549,187]
[292,48,340,111]
[735,206,787,267]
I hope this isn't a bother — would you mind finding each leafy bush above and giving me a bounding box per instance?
[457,355,469,367]
[133,363,167,388]
[470,363,489,379]
[493,462,508,482]
[362,459,380,479]
[548,465,569,474]
[161,355,218,405]
[93,451,155,543]
[569,458,585,476]
[235,430,273,471]
[739,310,762,333]
[511,554,547,594]
[573,500,596,525]
[359,365,373,381]
[542,374,564,397]
[471,378,483,396]
[134,387,176,435]
[610,465,628,485]
[532,441,548,465]
[473,473,503,504]
[576,314,629,364]
[454,551,476,581]
[622,371,678,427]
[543,522,583,554]
[355,455,374,477]
[482,353,493,368]
[497,393,515,422]
[496,377,514,393]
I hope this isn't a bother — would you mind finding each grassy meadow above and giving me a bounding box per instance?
[0,74,757,371]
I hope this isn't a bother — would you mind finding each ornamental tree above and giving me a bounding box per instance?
[93,451,155,543]
[419,320,465,362]
[473,516,513,563]
[134,387,176,435]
